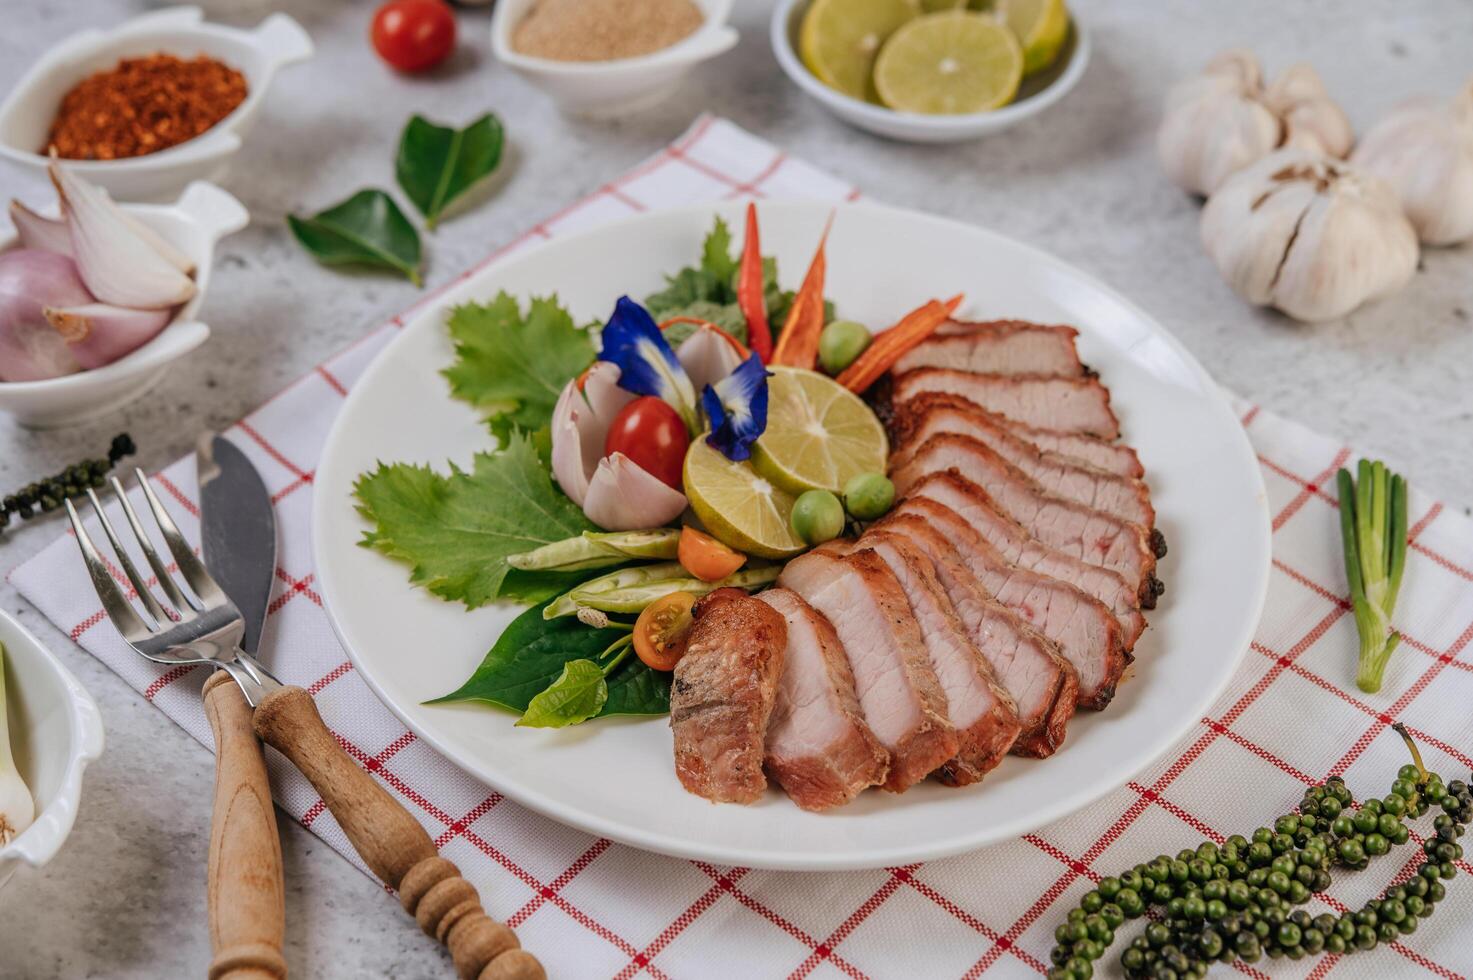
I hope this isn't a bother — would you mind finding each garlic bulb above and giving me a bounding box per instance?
[1351,79,1473,245]
[1200,148,1418,322]
[1159,51,1352,196]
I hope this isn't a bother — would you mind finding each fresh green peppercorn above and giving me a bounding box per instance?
[817,320,872,376]
[790,490,845,545]
[841,472,894,521]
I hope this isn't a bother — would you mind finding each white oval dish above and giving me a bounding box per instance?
[313,201,1271,871]
[0,6,313,201]
[490,0,739,118]
[0,609,105,891]
[0,180,249,428]
[771,0,1090,143]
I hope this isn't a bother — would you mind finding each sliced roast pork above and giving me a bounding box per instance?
[905,471,1151,634]
[757,588,889,810]
[844,525,1075,755]
[889,393,1145,479]
[893,320,1087,377]
[882,505,1130,707]
[836,534,1022,784]
[890,404,1155,529]
[891,370,1120,439]
[892,433,1158,600]
[778,549,958,791]
[670,589,787,804]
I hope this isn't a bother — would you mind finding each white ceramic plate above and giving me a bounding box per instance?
[313,202,1270,871]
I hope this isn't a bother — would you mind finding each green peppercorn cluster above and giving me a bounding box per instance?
[0,434,135,532]
[1048,725,1468,979]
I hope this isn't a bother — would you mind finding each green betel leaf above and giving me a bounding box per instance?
[288,189,423,285]
[700,216,739,292]
[353,431,597,607]
[396,113,505,228]
[515,659,608,728]
[429,602,671,718]
[443,292,596,437]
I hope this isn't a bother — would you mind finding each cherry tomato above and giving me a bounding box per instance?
[633,591,696,671]
[604,396,689,490]
[371,0,456,73]
[678,527,746,582]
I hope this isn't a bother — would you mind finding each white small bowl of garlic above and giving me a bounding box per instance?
[0,164,248,428]
[491,0,739,118]
[0,609,105,892]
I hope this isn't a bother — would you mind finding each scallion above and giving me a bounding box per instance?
[1337,460,1408,693]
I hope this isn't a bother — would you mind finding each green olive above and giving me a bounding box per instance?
[842,472,895,521]
[817,320,872,375]
[790,489,845,545]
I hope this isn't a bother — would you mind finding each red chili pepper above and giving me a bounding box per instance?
[737,202,773,363]
[770,215,831,369]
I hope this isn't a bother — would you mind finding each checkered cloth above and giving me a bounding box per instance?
[11,116,1472,979]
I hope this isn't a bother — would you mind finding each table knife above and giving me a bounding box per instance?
[198,433,288,980]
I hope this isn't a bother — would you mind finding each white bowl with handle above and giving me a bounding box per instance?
[771,0,1090,143]
[0,180,249,428]
[0,6,313,201]
[491,0,739,118]
[0,609,105,892]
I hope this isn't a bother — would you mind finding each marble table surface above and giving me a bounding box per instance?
[2,0,1469,975]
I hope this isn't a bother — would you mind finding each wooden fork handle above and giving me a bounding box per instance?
[204,671,288,980]
[252,685,544,980]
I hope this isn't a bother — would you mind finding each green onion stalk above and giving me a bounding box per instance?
[1337,460,1408,694]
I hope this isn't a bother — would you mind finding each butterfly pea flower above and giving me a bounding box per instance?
[701,353,770,462]
[597,296,699,434]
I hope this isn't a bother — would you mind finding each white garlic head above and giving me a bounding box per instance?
[1200,148,1419,322]
[1351,78,1473,246]
[1159,51,1353,197]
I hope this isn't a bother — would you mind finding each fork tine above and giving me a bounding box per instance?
[84,488,172,627]
[110,476,198,615]
[132,468,227,606]
[66,498,153,642]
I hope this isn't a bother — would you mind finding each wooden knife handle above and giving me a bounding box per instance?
[252,686,544,980]
[204,671,288,980]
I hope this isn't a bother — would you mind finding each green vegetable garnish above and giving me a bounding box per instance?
[543,564,780,619]
[395,113,504,229]
[507,528,682,573]
[288,189,423,285]
[1337,460,1408,693]
[441,291,597,442]
[353,431,596,607]
[429,603,669,723]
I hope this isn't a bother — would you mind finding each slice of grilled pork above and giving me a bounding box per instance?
[671,589,787,804]
[758,588,889,810]
[779,549,958,791]
[893,320,1086,377]
[892,370,1120,439]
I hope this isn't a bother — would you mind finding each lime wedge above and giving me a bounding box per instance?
[984,0,1069,76]
[684,437,805,560]
[800,0,916,103]
[750,367,889,495]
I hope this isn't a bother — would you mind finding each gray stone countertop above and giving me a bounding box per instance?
[1,0,1469,976]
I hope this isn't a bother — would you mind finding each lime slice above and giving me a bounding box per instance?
[750,367,889,495]
[985,0,1069,76]
[799,0,916,103]
[873,12,1023,114]
[684,438,805,560]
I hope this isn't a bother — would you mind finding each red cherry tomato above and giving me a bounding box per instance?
[371,0,456,73]
[604,397,689,491]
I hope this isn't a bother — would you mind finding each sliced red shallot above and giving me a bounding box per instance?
[42,303,173,370]
[8,200,73,256]
[0,249,90,382]
[582,452,689,531]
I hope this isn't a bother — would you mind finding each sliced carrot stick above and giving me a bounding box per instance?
[737,203,773,363]
[835,294,962,393]
[658,316,751,358]
[770,216,832,369]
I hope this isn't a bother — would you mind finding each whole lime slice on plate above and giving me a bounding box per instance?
[873,12,1023,114]
[750,366,888,495]
[684,437,805,560]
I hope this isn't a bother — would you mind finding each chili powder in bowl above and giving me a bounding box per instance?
[44,53,248,162]
[0,7,312,200]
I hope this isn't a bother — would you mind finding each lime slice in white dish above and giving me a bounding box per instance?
[873,12,1023,115]
[800,0,916,102]
[982,0,1070,76]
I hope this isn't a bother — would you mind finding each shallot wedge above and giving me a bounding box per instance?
[9,200,73,256]
[42,303,173,370]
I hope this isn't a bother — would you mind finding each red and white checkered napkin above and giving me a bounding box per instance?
[11,116,1473,978]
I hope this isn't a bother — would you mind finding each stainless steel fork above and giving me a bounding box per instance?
[67,474,282,707]
[68,473,545,980]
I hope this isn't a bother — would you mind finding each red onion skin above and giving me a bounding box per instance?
[0,249,91,382]
[43,303,173,370]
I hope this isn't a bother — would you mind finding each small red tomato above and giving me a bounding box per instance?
[633,591,696,672]
[371,0,456,73]
[678,527,746,582]
[604,397,689,491]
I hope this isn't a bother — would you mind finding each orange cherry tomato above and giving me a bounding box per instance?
[678,527,746,582]
[633,591,696,672]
